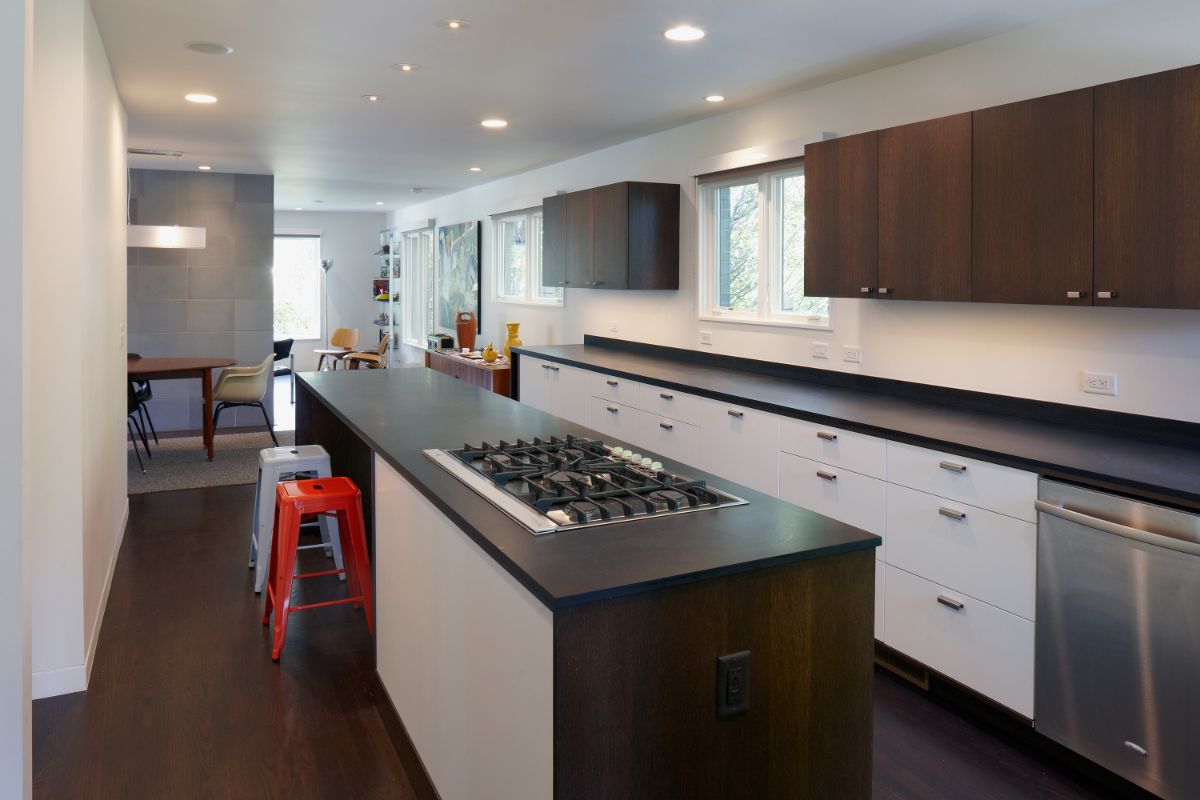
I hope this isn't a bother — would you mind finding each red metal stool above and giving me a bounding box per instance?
[261,477,374,661]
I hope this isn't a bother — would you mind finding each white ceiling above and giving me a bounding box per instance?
[92,0,1106,211]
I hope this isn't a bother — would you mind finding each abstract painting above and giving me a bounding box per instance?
[436,220,481,334]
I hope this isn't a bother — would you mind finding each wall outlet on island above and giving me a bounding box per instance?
[699,330,713,346]
[811,341,830,359]
[1082,371,1118,396]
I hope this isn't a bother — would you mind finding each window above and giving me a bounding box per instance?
[273,235,322,339]
[402,229,435,346]
[493,208,562,306]
[699,162,829,327]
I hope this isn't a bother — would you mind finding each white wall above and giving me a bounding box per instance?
[3,0,30,792]
[390,0,1200,423]
[25,0,127,700]
[274,210,388,371]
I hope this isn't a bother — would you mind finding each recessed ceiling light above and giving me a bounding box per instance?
[375,201,384,206]
[186,41,234,55]
[363,94,380,102]
[185,93,217,104]
[705,94,725,103]
[664,25,705,42]
[468,166,483,172]
[391,63,420,73]
[481,118,508,129]
[197,165,212,171]
[437,19,469,30]
[294,207,303,211]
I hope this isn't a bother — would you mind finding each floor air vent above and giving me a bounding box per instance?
[875,644,930,690]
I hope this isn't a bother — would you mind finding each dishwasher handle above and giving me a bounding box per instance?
[1036,500,1200,557]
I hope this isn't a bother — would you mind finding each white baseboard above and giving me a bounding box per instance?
[84,498,129,688]
[32,664,85,699]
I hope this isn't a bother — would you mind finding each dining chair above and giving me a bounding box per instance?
[344,332,391,369]
[127,381,149,473]
[212,355,278,447]
[273,338,295,403]
[314,328,361,371]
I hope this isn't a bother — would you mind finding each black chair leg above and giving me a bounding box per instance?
[128,419,145,473]
[139,402,158,444]
[131,413,151,457]
[212,402,227,434]
[255,402,279,446]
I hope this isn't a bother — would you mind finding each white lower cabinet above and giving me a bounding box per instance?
[589,397,648,446]
[778,453,886,562]
[518,358,591,428]
[885,483,1036,621]
[884,564,1034,717]
[633,413,700,468]
[695,398,780,496]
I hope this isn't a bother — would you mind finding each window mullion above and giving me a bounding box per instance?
[758,175,771,318]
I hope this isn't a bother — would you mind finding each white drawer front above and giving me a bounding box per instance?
[875,560,885,643]
[633,414,700,468]
[779,453,886,562]
[637,384,702,426]
[591,373,642,405]
[886,442,1037,522]
[589,397,648,446]
[885,484,1036,620]
[779,418,886,479]
[884,565,1034,718]
[696,398,780,497]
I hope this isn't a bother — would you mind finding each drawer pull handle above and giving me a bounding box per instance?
[606,380,618,387]
[606,406,619,414]
[860,287,874,294]
[816,470,837,481]
[727,410,744,418]
[541,364,550,370]
[878,287,892,295]
[936,595,964,611]
[659,422,674,431]
[1124,741,1148,758]
[1066,290,1085,299]
[938,507,967,521]
[816,431,838,442]
[549,366,560,372]
[659,393,674,400]
[938,460,967,473]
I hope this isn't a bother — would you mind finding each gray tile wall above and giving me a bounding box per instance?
[128,169,275,433]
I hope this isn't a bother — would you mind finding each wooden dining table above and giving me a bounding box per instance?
[128,356,237,460]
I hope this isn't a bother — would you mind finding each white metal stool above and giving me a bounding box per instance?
[250,445,345,593]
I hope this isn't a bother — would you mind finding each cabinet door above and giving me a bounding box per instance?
[541,193,569,289]
[878,114,972,301]
[518,358,553,413]
[804,131,879,298]
[589,183,628,289]
[553,364,593,427]
[973,90,1094,305]
[565,190,593,290]
[1095,65,1200,308]
[778,453,886,561]
[626,182,680,290]
[695,398,779,496]
[589,397,647,446]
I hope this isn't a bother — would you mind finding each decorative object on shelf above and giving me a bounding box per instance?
[375,312,390,326]
[503,322,523,360]
[373,279,390,301]
[455,311,477,352]
[482,342,498,363]
[436,220,481,334]
[427,333,454,350]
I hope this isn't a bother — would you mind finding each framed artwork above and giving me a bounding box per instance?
[436,220,482,334]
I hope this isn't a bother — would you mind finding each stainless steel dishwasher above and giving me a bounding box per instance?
[1036,479,1200,800]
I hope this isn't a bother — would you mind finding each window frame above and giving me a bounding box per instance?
[401,228,435,347]
[271,233,323,341]
[697,161,831,330]
[491,208,563,307]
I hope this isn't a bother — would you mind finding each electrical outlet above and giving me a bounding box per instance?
[699,330,713,346]
[717,651,751,718]
[609,320,619,333]
[1083,371,1118,396]
[811,341,830,359]
[843,345,863,364]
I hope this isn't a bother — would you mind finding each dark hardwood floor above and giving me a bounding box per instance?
[34,484,1139,800]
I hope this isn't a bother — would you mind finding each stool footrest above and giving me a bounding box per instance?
[291,596,366,613]
[294,568,344,580]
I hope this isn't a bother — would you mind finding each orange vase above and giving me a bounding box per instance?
[455,311,477,352]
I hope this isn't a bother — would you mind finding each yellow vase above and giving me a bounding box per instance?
[482,342,498,363]
[503,323,523,360]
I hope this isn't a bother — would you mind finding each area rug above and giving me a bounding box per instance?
[127,430,295,494]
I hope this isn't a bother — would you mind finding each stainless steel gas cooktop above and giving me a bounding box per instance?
[424,435,746,534]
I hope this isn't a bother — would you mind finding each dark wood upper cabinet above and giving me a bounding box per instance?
[972,89,1094,305]
[803,131,878,299]
[541,193,568,289]
[878,113,972,301]
[543,181,679,290]
[1095,65,1200,309]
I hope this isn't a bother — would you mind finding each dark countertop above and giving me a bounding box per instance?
[297,367,879,610]
[514,343,1200,511]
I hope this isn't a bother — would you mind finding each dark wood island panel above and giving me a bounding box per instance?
[554,549,875,800]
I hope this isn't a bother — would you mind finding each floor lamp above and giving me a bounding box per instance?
[320,258,334,347]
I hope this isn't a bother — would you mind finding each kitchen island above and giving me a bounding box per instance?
[295,367,880,800]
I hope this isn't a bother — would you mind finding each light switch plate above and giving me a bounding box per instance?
[699,330,713,346]
[843,345,863,364]
[811,341,830,359]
